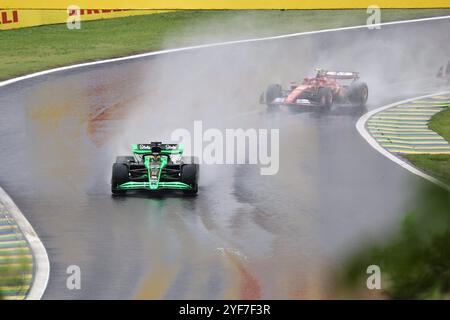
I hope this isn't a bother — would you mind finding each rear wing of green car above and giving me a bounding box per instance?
[131,143,184,155]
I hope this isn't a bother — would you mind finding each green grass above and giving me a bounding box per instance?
[1,9,450,81]
[429,108,450,141]
[341,184,450,299]
[342,108,450,299]
[404,108,450,185]
[0,263,31,300]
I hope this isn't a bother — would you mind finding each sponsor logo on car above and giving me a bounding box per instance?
[138,144,152,150]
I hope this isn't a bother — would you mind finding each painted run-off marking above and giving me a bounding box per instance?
[0,203,33,300]
[356,91,450,191]
[367,95,450,155]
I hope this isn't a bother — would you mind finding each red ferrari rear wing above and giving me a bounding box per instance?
[322,71,359,80]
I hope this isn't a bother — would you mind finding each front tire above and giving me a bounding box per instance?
[265,84,282,108]
[183,183,198,195]
[181,163,199,195]
[111,163,129,195]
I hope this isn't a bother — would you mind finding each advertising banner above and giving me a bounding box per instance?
[1,0,449,10]
[0,8,169,30]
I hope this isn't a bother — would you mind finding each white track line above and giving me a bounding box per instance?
[1,15,450,89]
[356,92,450,191]
[0,14,449,299]
[0,187,50,300]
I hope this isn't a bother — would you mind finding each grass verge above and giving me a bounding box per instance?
[1,9,450,81]
[341,184,450,299]
[0,262,31,300]
[341,108,450,299]
[404,108,450,186]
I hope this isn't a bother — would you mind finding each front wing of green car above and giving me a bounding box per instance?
[116,181,193,191]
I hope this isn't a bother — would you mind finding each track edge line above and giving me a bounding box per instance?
[1,15,450,89]
[0,187,50,300]
[356,91,450,192]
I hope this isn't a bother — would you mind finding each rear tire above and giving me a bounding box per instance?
[111,163,129,195]
[182,156,199,165]
[348,81,369,106]
[116,156,135,164]
[265,84,282,108]
[181,164,199,195]
[318,87,333,109]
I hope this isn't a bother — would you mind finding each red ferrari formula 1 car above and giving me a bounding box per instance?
[261,69,368,109]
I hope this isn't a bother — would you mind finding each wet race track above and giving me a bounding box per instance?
[1,19,450,299]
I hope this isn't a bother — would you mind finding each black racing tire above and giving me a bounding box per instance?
[182,156,199,165]
[115,156,135,164]
[348,81,369,106]
[265,84,282,108]
[183,183,198,195]
[111,163,129,195]
[318,87,333,109]
[181,164,199,195]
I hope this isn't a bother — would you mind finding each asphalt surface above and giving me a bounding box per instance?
[1,19,450,299]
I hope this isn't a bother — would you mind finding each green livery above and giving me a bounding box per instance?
[111,142,199,195]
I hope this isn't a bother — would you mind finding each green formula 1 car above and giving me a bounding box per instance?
[111,142,199,195]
